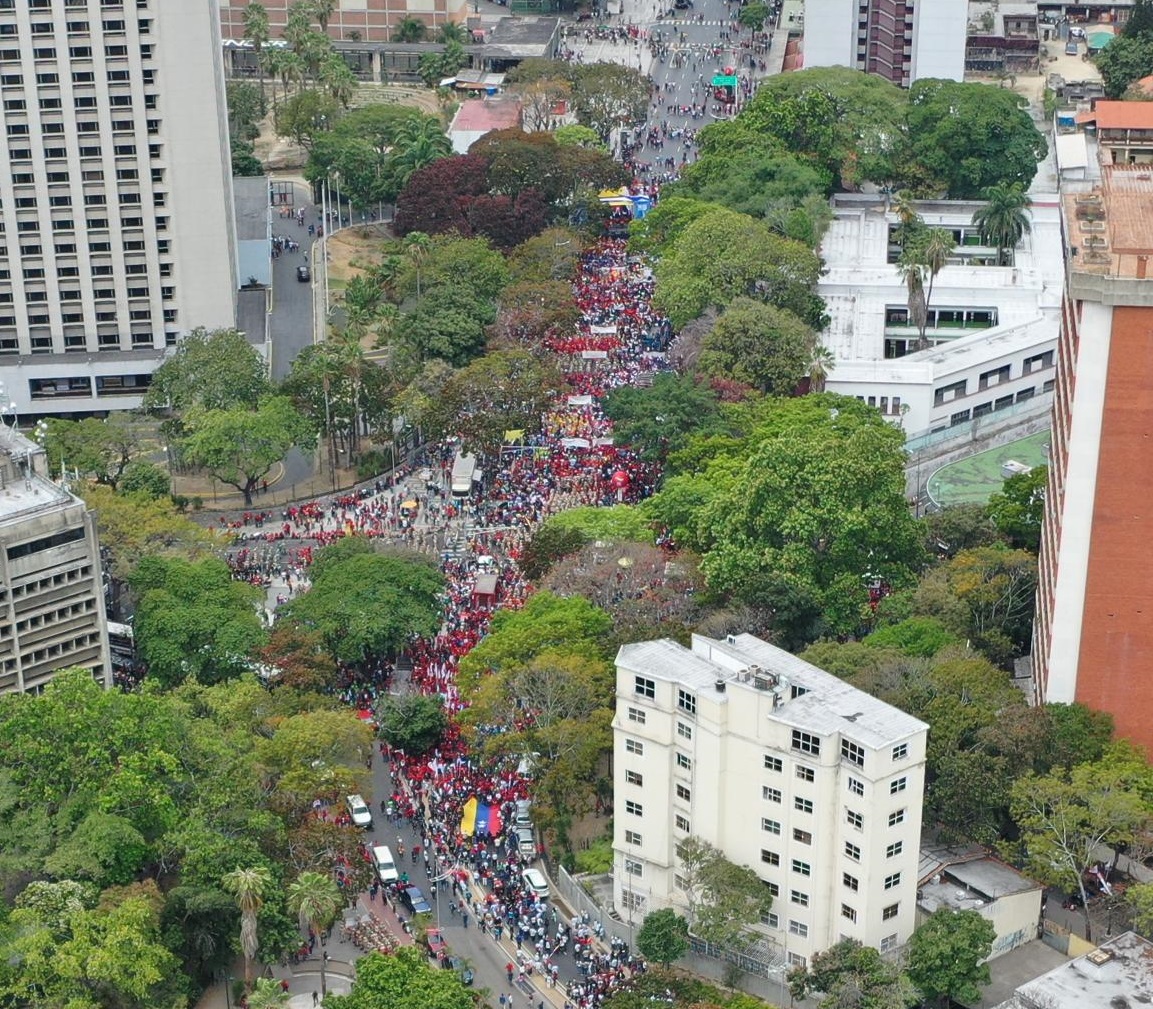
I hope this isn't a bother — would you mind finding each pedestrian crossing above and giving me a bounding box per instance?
[653,17,729,24]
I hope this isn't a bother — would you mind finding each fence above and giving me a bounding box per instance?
[904,394,1053,460]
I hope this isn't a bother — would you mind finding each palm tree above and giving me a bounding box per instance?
[243,2,271,97]
[310,0,338,32]
[971,182,1032,266]
[286,871,343,944]
[897,259,927,355]
[403,232,432,301]
[262,47,304,104]
[319,52,357,108]
[913,227,956,350]
[890,188,923,252]
[246,977,290,1009]
[394,16,427,43]
[807,345,835,394]
[439,21,468,44]
[222,865,272,989]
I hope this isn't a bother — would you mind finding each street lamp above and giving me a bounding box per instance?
[321,951,330,998]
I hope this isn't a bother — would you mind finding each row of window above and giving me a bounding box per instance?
[790,728,909,765]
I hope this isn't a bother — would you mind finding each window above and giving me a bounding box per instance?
[978,364,1012,390]
[625,738,644,756]
[791,730,820,755]
[675,814,690,832]
[880,934,899,953]
[624,830,642,845]
[765,881,780,898]
[884,872,901,890]
[886,841,903,858]
[844,842,861,862]
[848,777,864,796]
[934,379,967,406]
[762,818,781,835]
[625,770,643,786]
[761,850,780,867]
[843,872,859,892]
[677,688,696,715]
[627,707,646,725]
[791,860,811,877]
[625,800,643,817]
[841,904,857,923]
[888,809,905,827]
[764,755,783,772]
[846,809,863,829]
[841,740,865,767]
[790,890,809,907]
[621,890,646,913]
[796,765,815,782]
[890,777,907,795]
[676,784,691,802]
[634,676,655,698]
[883,903,900,921]
[892,743,908,761]
[761,911,779,928]
[793,828,812,845]
[794,797,813,814]
[762,787,781,803]
[624,857,643,877]
[788,921,808,938]
[676,752,692,770]
[1023,350,1053,374]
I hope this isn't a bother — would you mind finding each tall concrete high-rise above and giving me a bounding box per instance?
[1032,164,1153,755]
[803,0,968,86]
[0,0,237,418]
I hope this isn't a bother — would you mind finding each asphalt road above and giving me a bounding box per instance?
[269,181,318,382]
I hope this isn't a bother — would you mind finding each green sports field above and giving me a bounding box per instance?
[925,430,1050,507]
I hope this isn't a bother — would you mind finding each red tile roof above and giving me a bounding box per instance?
[1083,100,1153,130]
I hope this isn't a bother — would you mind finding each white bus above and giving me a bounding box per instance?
[450,452,477,499]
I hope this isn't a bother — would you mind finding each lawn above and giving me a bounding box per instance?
[926,430,1050,506]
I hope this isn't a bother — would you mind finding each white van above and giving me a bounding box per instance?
[371,844,399,883]
[522,867,550,900]
[346,794,373,829]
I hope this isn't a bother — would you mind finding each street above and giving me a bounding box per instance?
[268,180,319,382]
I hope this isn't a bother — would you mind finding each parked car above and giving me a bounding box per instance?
[297,264,311,282]
[346,794,372,829]
[444,955,474,985]
[521,867,550,901]
[1064,40,1079,55]
[401,886,432,915]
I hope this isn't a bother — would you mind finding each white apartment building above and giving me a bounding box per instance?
[802,0,967,86]
[612,633,928,967]
[821,195,1063,434]
[0,425,111,694]
[0,0,238,419]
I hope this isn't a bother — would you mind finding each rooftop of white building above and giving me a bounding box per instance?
[0,429,72,525]
[617,632,928,749]
[818,195,1065,363]
[918,841,1040,914]
[995,932,1153,1009]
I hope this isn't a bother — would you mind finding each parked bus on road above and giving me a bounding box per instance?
[450,452,477,499]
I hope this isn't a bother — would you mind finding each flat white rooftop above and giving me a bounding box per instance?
[996,932,1153,1009]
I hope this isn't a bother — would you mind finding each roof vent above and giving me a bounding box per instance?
[715,679,726,693]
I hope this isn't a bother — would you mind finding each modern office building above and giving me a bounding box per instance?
[820,195,1063,435]
[1031,163,1153,755]
[219,0,468,44]
[612,633,928,966]
[0,0,238,419]
[0,424,111,694]
[802,0,968,85]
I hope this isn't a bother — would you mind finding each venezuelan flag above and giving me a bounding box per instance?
[460,796,477,837]
[489,805,504,837]
[475,803,490,835]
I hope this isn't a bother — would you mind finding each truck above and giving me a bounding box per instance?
[450,452,477,499]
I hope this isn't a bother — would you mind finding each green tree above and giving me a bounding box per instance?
[431,349,564,456]
[905,80,1046,197]
[400,282,496,366]
[247,977,291,1009]
[900,227,955,349]
[653,207,825,329]
[635,908,689,968]
[222,865,273,988]
[274,88,341,149]
[865,615,958,657]
[119,460,171,499]
[180,396,317,506]
[375,694,448,755]
[281,539,444,665]
[987,464,1047,551]
[228,80,266,143]
[971,181,1032,266]
[243,2,271,95]
[673,836,774,947]
[1095,32,1153,98]
[145,326,270,413]
[41,413,141,487]
[1010,750,1152,939]
[806,344,835,394]
[130,555,267,687]
[569,62,649,142]
[737,1,769,34]
[906,909,995,1008]
[697,297,814,394]
[789,938,918,1009]
[603,373,724,464]
[286,870,343,938]
[393,16,427,42]
[519,523,590,581]
[324,947,472,1009]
